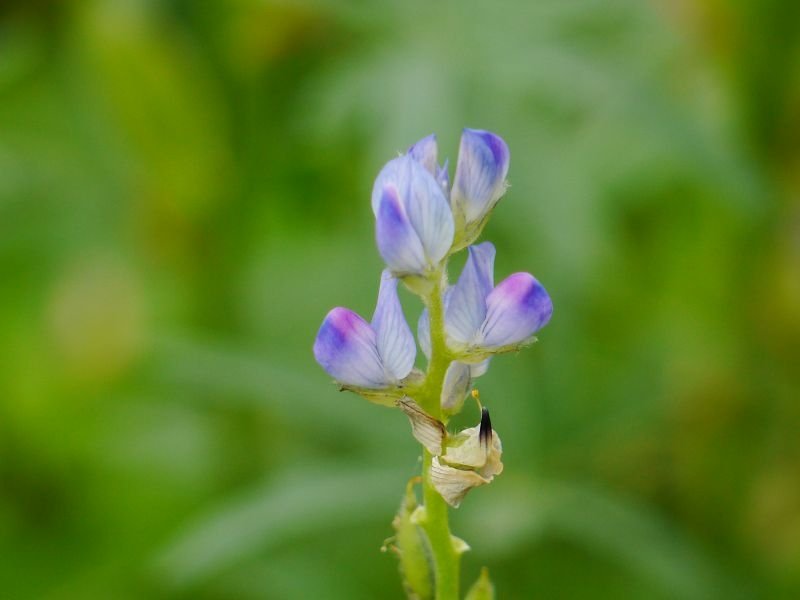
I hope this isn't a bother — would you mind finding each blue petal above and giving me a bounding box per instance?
[372,157,408,215]
[478,273,553,348]
[371,270,416,380]
[445,242,496,344]
[470,358,491,378]
[436,159,450,194]
[408,134,438,175]
[451,129,510,223]
[402,156,455,266]
[375,184,428,274]
[373,157,454,273]
[313,307,388,388]
[441,361,471,412]
[417,308,431,359]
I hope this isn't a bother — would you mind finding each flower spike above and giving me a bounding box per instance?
[314,128,553,597]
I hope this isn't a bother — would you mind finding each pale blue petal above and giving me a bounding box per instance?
[470,358,491,378]
[436,159,450,194]
[371,156,409,215]
[478,273,553,348]
[451,129,510,223]
[417,308,431,359]
[445,242,496,344]
[313,307,388,388]
[375,184,428,274]
[408,134,438,175]
[441,361,471,412]
[402,157,455,266]
[371,270,416,380]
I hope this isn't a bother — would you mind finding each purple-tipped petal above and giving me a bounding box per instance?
[445,242,496,344]
[451,129,510,223]
[478,273,552,348]
[372,270,416,380]
[417,308,431,359]
[373,156,454,273]
[408,134,438,175]
[372,157,407,215]
[375,185,428,274]
[314,307,388,388]
[402,157,455,266]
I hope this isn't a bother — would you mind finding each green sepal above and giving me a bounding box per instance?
[450,206,493,253]
[464,567,495,600]
[390,478,434,600]
[339,369,426,407]
[401,273,436,298]
[451,336,538,364]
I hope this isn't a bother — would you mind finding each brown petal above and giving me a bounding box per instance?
[397,398,445,455]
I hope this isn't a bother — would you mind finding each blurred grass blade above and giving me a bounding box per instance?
[154,464,400,589]
[465,567,495,600]
[461,479,742,600]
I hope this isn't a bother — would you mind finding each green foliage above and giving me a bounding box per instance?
[391,479,434,600]
[1,0,799,598]
[465,568,495,600]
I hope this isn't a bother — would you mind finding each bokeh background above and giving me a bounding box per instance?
[1,0,799,598]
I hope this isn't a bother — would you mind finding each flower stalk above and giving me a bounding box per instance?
[421,448,460,600]
[418,267,460,600]
[419,268,451,420]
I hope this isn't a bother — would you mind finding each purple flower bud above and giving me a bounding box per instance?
[314,270,416,388]
[451,129,510,226]
[372,155,454,276]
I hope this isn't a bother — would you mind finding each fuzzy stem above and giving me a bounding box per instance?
[419,271,450,419]
[418,268,460,600]
[422,449,459,600]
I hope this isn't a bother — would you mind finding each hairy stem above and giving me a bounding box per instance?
[418,268,460,600]
[422,449,459,600]
[420,270,450,420]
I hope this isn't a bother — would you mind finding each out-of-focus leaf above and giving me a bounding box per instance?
[154,464,402,588]
[460,478,744,600]
[74,0,231,219]
[148,335,412,449]
[465,567,495,600]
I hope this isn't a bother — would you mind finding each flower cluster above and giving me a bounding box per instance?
[314,129,552,506]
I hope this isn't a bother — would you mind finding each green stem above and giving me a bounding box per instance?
[420,271,451,420]
[422,449,459,600]
[418,268,460,600]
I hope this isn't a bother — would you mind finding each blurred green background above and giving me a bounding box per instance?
[1,0,799,598]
